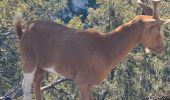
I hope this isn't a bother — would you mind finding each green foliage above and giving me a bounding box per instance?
[67,16,84,29]
[0,0,170,99]
[0,26,21,96]
[87,0,138,32]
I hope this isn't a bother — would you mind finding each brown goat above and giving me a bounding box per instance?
[13,0,169,100]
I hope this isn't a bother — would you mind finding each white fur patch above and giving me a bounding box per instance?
[44,67,56,73]
[22,68,37,100]
[145,47,150,54]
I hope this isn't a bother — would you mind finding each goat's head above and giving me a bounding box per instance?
[137,0,169,54]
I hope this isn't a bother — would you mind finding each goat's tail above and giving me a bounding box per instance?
[13,13,23,39]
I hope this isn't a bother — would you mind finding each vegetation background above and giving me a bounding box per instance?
[0,0,170,100]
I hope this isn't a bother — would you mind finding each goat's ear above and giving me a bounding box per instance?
[164,19,170,24]
[144,19,169,26]
[155,19,170,26]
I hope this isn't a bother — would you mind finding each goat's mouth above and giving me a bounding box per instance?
[147,46,165,54]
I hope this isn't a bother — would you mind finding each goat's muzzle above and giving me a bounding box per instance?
[145,45,165,54]
[153,45,165,54]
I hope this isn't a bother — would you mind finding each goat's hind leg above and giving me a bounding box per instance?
[33,68,47,100]
[22,68,37,100]
[78,84,94,100]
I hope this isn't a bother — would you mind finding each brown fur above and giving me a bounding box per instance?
[14,14,166,99]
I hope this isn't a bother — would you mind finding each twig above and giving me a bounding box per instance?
[5,82,22,97]
[0,78,71,99]
[0,74,12,83]
[99,90,108,100]
[0,82,21,100]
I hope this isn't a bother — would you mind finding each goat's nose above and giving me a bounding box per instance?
[162,46,165,52]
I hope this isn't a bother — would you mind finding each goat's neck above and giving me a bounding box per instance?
[104,21,142,69]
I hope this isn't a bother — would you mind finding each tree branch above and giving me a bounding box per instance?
[41,78,72,91]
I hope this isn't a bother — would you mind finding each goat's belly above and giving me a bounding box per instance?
[43,66,76,79]
[43,67,56,73]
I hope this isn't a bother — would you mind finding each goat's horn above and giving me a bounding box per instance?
[152,0,161,19]
[137,0,153,15]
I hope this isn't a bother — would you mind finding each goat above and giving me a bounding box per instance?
[13,0,169,100]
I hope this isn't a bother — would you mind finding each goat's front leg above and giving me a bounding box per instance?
[79,84,93,100]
